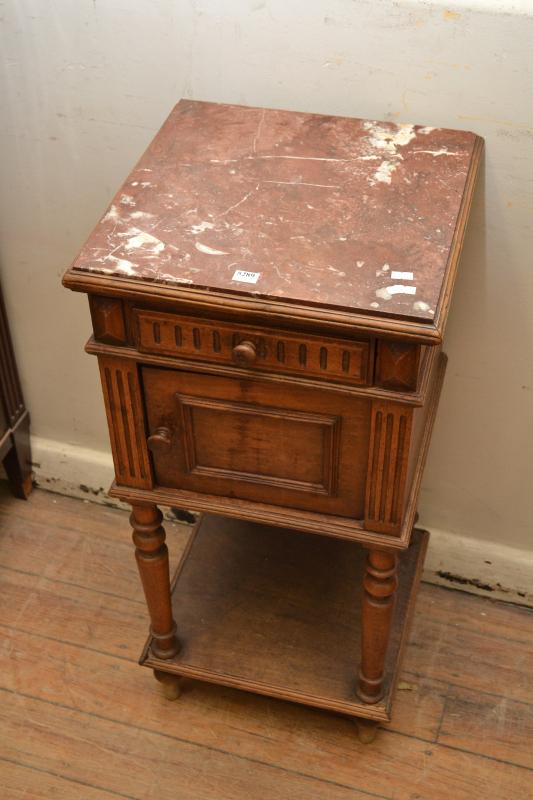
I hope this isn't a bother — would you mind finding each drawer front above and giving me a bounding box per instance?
[133,309,372,386]
[142,367,371,518]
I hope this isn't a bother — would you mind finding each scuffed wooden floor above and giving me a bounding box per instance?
[0,486,531,799]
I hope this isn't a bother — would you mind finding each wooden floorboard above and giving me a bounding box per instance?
[438,686,533,770]
[0,758,131,800]
[0,485,531,799]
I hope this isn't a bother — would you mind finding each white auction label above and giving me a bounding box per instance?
[388,284,417,295]
[232,269,261,284]
[391,271,414,280]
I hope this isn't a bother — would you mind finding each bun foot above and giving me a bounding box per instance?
[154,670,182,700]
[355,718,379,744]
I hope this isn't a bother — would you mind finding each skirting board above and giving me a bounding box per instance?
[28,435,533,607]
[420,525,532,607]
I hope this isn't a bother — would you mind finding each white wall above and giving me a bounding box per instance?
[1,1,532,600]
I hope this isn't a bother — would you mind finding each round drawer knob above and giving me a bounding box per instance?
[147,427,172,452]
[232,340,257,367]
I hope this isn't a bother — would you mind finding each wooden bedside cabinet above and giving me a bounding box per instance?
[63,100,482,742]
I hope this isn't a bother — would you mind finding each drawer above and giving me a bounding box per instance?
[142,367,372,518]
[133,308,372,386]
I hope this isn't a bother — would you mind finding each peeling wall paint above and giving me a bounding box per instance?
[423,526,533,607]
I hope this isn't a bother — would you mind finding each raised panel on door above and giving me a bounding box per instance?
[142,367,371,518]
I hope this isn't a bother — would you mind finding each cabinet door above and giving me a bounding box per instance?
[143,367,371,519]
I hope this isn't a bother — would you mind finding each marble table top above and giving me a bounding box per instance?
[70,100,481,324]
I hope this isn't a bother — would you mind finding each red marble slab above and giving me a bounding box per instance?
[70,100,481,323]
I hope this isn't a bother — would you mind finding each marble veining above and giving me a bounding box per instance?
[71,99,479,322]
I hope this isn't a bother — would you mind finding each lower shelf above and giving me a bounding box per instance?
[141,514,428,722]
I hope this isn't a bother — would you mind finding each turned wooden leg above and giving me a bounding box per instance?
[130,503,180,659]
[355,718,380,744]
[357,547,398,703]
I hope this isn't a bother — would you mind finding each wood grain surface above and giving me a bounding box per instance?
[0,487,531,800]
[140,515,426,721]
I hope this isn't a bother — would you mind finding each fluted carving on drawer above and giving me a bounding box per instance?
[364,401,412,535]
[98,356,153,488]
[133,309,372,386]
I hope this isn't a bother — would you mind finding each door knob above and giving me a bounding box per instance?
[232,340,257,367]
[147,427,172,452]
